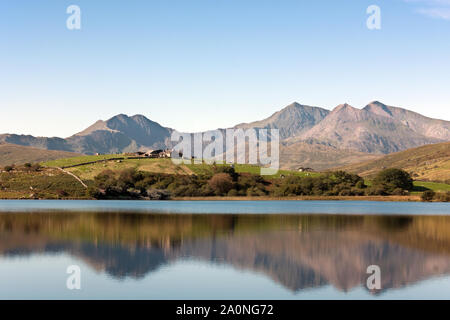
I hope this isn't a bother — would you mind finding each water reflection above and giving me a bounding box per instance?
[1,212,450,294]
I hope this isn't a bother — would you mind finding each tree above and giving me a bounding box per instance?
[373,168,413,193]
[208,173,234,195]
[421,190,435,202]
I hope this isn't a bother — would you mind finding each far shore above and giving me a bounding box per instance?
[0,195,424,202]
[167,195,424,202]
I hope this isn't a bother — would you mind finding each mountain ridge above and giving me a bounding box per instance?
[1,101,449,169]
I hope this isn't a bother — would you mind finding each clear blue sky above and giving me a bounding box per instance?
[1,0,449,137]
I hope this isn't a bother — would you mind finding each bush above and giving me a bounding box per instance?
[30,163,41,171]
[213,165,238,180]
[391,188,406,196]
[208,173,234,195]
[365,186,388,196]
[421,190,436,202]
[373,168,413,193]
[56,189,68,197]
[3,165,13,172]
[434,192,450,202]
[86,186,104,199]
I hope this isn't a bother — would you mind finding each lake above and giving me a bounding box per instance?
[0,200,450,299]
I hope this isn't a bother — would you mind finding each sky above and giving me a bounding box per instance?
[1,0,450,138]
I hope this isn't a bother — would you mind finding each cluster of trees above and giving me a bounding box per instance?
[421,190,450,202]
[88,166,417,199]
[2,163,41,172]
[272,171,366,196]
[87,165,269,199]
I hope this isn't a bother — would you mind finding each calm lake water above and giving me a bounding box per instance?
[1,200,450,299]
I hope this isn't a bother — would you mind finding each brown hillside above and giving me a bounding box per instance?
[0,143,81,167]
[336,142,450,181]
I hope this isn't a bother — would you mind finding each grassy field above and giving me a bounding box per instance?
[64,158,194,180]
[413,181,450,192]
[0,169,89,199]
[185,162,320,179]
[43,154,125,168]
[43,154,450,188]
[42,155,320,181]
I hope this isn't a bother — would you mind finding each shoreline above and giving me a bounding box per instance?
[171,195,422,202]
[0,195,423,202]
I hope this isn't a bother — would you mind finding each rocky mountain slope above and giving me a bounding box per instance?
[288,102,445,154]
[234,102,330,140]
[1,101,449,169]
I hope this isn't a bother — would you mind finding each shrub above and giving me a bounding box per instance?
[421,190,436,202]
[208,173,234,195]
[332,171,364,185]
[3,165,13,172]
[213,165,238,180]
[373,168,413,193]
[56,189,69,197]
[86,186,104,199]
[391,188,406,196]
[30,163,41,172]
[434,192,450,202]
[246,187,266,197]
[365,186,388,196]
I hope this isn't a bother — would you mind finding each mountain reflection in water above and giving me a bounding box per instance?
[1,212,450,294]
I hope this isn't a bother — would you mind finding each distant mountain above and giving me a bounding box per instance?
[0,134,73,152]
[289,102,445,154]
[0,114,173,155]
[66,114,173,154]
[235,102,330,140]
[363,101,450,141]
[336,141,450,182]
[1,100,449,169]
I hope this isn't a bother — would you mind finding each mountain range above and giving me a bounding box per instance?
[1,101,449,170]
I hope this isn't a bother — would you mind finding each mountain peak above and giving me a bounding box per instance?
[333,103,357,112]
[234,102,330,139]
[368,100,385,106]
[364,101,393,117]
[285,102,301,108]
[110,113,130,120]
[131,114,148,120]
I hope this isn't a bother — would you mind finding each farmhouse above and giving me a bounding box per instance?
[146,149,172,158]
[125,149,172,158]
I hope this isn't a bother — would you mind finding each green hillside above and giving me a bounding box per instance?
[42,155,318,181]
